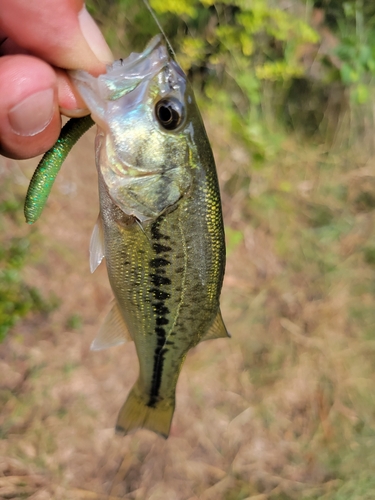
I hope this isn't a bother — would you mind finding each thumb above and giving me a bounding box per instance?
[0,0,113,74]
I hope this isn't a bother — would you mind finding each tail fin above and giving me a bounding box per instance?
[115,385,175,438]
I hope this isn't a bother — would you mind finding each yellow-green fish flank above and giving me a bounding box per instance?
[71,35,228,437]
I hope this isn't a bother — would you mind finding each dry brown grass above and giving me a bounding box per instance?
[1,120,375,499]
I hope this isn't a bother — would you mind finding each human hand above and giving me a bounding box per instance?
[0,0,113,159]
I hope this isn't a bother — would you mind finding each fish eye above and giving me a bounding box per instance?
[155,98,184,131]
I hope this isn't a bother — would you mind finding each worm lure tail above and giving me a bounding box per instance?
[24,115,94,224]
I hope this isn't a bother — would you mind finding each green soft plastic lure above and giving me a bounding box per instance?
[24,115,94,224]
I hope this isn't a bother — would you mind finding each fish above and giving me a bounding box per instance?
[71,35,228,438]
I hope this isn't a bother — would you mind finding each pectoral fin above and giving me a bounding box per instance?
[90,215,105,273]
[91,301,133,351]
[200,309,230,342]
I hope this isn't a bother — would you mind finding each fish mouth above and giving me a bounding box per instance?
[132,164,179,177]
[109,163,180,180]
[103,35,169,91]
[107,35,165,74]
[70,35,171,108]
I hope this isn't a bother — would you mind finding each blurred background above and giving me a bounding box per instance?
[1,0,375,498]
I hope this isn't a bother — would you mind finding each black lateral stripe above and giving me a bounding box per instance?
[151,216,170,240]
[150,288,170,301]
[150,273,171,286]
[153,302,170,316]
[150,257,170,268]
[153,243,172,254]
[147,219,173,407]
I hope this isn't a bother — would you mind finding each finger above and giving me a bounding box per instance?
[0,29,93,117]
[56,68,89,117]
[0,33,29,56]
[0,0,113,75]
[0,55,61,159]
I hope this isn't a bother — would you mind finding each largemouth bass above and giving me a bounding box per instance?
[71,35,227,438]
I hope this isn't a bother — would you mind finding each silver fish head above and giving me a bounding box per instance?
[71,35,196,222]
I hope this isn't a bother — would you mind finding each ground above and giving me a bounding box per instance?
[1,115,375,499]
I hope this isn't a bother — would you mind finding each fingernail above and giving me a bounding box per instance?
[60,107,89,118]
[78,6,113,64]
[9,89,55,137]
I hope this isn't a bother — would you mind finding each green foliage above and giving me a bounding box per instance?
[326,1,375,104]
[86,0,375,150]
[363,246,375,266]
[87,0,319,160]
[327,474,375,500]
[225,226,243,255]
[0,187,55,342]
[66,313,83,330]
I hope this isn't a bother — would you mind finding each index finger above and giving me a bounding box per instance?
[0,0,113,74]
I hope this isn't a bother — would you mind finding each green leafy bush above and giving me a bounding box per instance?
[87,0,319,159]
[87,1,375,149]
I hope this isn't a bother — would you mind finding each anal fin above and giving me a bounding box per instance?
[200,308,230,342]
[91,301,133,351]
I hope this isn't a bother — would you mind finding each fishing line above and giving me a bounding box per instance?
[142,0,176,58]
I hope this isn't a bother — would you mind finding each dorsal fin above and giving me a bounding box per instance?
[200,309,230,342]
[91,301,133,351]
